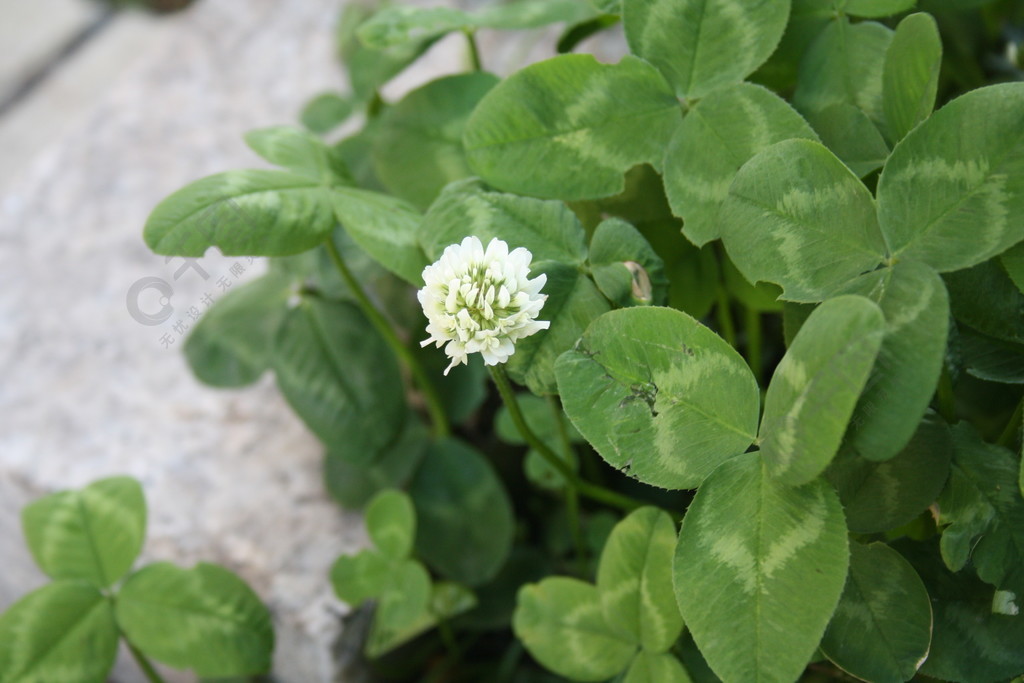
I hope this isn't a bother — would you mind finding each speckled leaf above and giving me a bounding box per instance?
[116,562,274,677]
[514,577,636,681]
[372,73,499,210]
[410,438,514,586]
[144,170,336,257]
[623,652,693,683]
[826,412,951,533]
[805,102,890,178]
[820,542,932,683]
[464,54,681,200]
[838,261,949,460]
[556,307,759,490]
[0,581,118,683]
[937,422,1024,598]
[882,12,941,143]
[623,0,791,98]
[596,507,683,652]
[22,476,145,588]
[664,82,818,246]
[331,187,426,285]
[760,295,886,486]
[244,126,353,185]
[673,452,849,683]
[719,139,886,302]
[365,490,416,560]
[589,218,667,307]
[876,83,1024,271]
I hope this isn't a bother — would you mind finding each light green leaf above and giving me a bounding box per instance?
[372,73,499,210]
[820,542,931,683]
[623,0,792,98]
[826,412,951,533]
[623,652,693,683]
[116,562,274,677]
[0,581,118,683]
[556,307,759,490]
[272,298,406,459]
[330,186,426,285]
[664,82,819,246]
[946,257,1024,345]
[184,271,292,388]
[841,0,916,17]
[876,83,1024,271]
[596,507,683,652]
[719,139,886,302]
[514,577,636,681]
[760,295,886,486]
[420,179,588,265]
[464,54,681,200]
[938,422,1024,598]
[673,452,849,683]
[794,18,893,130]
[22,476,145,588]
[882,12,941,143]
[838,261,949,460]
[589,218,667,306]
[330,550,392,607]
[144,170,336,257]
[337,3,433,101]
[244,126,353,185]
[366,489,416,560]
[300,91,354,135]
[805,102,890,178]
[508,262,612,395]
[410,438,514,586]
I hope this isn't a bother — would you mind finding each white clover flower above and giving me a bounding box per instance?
[418,236,550,375]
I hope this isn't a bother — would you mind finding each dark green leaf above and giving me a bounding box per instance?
[945,257,1024,346]
[841,0,916,17]
[805,103,890,177]
[589,218,667,306]
[959,326,1024,384]
[1001,241,1024,295]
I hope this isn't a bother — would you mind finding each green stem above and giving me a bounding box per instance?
[127,642,167,683]
[716,287,737,348]
[937,364,956,423]
[325,237,450,437]
[744,305,762,383]
[997,393,1024,448]
[464,29,482,71]
[551,396,587,572]
[489,365,642,512]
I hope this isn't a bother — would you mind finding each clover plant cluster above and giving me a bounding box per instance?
[4,0,1024,681]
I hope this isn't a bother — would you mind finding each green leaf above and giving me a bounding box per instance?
[837,261,949,460]
[805,103,890,178]
[794,18,893,130]
[330,550,391,607]
[898,538,1024,682]
[945,257,1024,346]
[673,452,849,683]
[876,83,1024,271]
[366,489,416,560]
[820,542,931,683]
[410,438,515,586]
[622,0,792,98]
[0,581,118,683]
[589,218,668,306]
[116,562,274,676]
[665,237,720,318]
[272,298,405,458]
[938,422,1024,598]
[420,179,588,266]
[596,507,683,652]
[760,295,886,485]
[664,82,819,246]
[495,394,581,489]
[826,412,952,533]
[144,170,336,257]
[508,261,612,395]
[337,3,433,101]
[21,476,145,588]
[300,91,354,135]
[330,186,426,285]
[719,139,886,302]
[1001,241,1024,295]
[184,272,291,388]
[514,577,636,681]
[840,0,916,17]
[882,12,942,143]
[372,73,499,210]
[722,252,783,313]
[244,126,353,185]
[464,54,681,200]
[959,326,1024,385]
[556,307,759,489]
[623,652,693,683]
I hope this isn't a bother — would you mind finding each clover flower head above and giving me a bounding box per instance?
[418,236,550,375]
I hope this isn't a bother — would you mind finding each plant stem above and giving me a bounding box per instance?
[996,393,1024,448]
[127,642,167,683]
[936,364,956,423]
[551,396,587,573]
[744,305,762,383]
[464,29,483,71]
[489,365,642,512]
[716,287,737,348]
[325,236,450,437]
